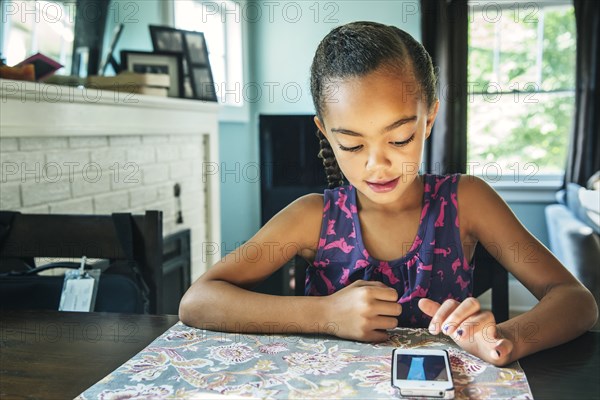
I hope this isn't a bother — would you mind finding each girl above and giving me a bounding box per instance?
[180,21,597,367]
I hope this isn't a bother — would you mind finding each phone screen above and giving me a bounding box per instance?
[395,354,449,381]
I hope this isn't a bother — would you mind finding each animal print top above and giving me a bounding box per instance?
[305,174,474,327]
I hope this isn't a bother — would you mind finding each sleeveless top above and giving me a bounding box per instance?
[305,173,473,328]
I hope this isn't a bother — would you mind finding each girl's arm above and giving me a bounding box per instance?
[179,194,327,334]
[430,175,598,365]
[179,194,401,341]
[419,176,598,365]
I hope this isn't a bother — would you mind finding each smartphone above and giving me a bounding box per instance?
[391,348,454,399]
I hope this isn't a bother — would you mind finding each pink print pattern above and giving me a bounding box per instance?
[336,191,353,219]
[323,238,354,253]
[306,174,473,328]
[326,219,336,236]
[434,197,448,227]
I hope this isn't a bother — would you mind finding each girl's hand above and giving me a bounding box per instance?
[325,280,402,342]
[418,297,514,366]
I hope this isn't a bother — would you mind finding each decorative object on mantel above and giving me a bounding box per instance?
[0,64,35,82]
[99,23,125,76]
[0,52,62,82]
[41,74,87,87]
[149,25,218,102]
[120,51,184,98]
[87,71,170,97]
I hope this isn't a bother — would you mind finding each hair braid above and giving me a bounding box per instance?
[316,130,344,188]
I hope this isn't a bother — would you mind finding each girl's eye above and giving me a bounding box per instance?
[338,133,415,152]
[391,133,415,147]
[338,144,362,152]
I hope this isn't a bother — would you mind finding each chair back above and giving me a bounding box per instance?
[0,211,163,314]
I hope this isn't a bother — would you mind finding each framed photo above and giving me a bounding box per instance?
[120,51,184,98]
[149,25,184,53]
[149,25,217,102]
[191,66,217,102]
[184,31,209,65]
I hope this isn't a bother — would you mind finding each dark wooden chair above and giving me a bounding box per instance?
[293,242,509,323]
[471,243,509,323]
[0,210,164,314]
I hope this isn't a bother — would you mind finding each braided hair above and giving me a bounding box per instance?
[310,21,437,189]
[316,129,344,188]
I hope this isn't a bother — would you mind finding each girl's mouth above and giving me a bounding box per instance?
[366,177,399,193]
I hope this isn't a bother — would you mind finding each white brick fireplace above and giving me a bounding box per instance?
[0,79,221,280]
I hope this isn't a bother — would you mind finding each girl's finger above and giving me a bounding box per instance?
[482,320,500,343]
[441,297,481,336]
[428,299,461,335]
[418,298,440,317]
[451,309,495,343]
[491,338,514,361]
[351,279,387,288]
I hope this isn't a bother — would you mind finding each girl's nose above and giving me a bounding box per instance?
[365,147,391,171]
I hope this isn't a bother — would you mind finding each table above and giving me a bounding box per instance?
[0,309,179,399]
[520,328,600,399]
[1,310,598,399]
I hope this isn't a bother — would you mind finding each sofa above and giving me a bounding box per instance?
[545,181,600,330]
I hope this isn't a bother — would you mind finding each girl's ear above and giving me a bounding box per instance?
[424,100,440,139]
[314,116,327,137]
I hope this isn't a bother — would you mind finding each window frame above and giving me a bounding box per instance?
[466,0,575,200]
[170,0,249,123]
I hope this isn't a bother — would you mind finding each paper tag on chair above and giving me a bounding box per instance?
[59,277,95,311]
[59,257,101,312]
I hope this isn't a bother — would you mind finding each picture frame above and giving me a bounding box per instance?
[120,51,184,98]
[98,23,124,75]
[149,25,217,102]
[184,31,209,65]
[149,25,184,53]
[190,65,217,102]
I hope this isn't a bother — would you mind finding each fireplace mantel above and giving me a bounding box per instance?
[0,79,219,137]
[0,78,221,276]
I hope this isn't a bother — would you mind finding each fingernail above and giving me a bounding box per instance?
[428,323,436,334]
[456,329,464,337]
[443,324,449,333]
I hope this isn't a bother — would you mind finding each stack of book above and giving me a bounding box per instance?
[87,72,170,97]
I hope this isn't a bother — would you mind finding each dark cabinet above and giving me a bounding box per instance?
[256,115,327,295]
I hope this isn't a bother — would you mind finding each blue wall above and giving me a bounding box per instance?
[221,0,423,253]
[218,120,260,251]
[102,0,169,74]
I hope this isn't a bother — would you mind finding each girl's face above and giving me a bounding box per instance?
[315,66,439,210]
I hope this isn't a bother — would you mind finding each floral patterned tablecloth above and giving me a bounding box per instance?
[77,322,532,399]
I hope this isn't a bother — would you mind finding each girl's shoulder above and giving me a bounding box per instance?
[272,193,324,226]
[270,193,324,249]
[289,192,324,210]
[455,174,506,235]
[456,174,496,202]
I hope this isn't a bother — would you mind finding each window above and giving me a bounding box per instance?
[467,2,576,180]
[174,0,243,107]
[1,0,76,75]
